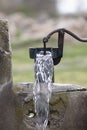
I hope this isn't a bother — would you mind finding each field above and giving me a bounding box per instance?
[12,39,87,87]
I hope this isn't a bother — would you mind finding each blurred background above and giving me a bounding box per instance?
[0,0,87,86]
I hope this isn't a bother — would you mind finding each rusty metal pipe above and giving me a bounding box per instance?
[43,28,87,64]
[44,28,87,42]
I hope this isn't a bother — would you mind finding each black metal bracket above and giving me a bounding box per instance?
[29,28,87,65]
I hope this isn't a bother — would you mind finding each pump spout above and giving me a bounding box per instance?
[43,29,65,65]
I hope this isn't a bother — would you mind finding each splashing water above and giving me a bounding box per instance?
[33,51,53,130]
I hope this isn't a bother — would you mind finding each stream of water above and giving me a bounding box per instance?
[33,51,53,130]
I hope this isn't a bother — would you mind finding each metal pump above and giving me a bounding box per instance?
[29,28,87,65]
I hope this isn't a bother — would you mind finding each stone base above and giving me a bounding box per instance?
[13,83,87,130]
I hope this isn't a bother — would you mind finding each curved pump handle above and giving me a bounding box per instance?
[43,28,87,65]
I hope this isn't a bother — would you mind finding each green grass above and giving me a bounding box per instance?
[12,39,87,87]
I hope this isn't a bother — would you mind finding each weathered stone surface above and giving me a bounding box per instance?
[0,19,24,130]
[1,81,87,130]
[0,19,12,86]
[0,81,87,130]
[14,83,87,130]
[62,92,87,130]
[0,81,22,130]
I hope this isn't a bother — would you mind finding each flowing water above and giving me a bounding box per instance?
[33,51,53,130]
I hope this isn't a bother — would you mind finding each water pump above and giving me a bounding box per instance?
[29,28,87,65]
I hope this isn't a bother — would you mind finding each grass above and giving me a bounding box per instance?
[12,39,87,87]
